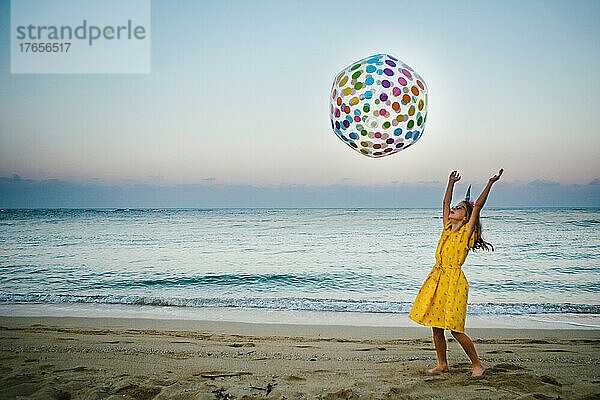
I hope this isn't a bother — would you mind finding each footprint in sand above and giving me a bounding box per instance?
[115,383,162,399]
[539,375,562,387]
[284,375,306,381]
[324,388,356,400]
[481,364,562,397]
[163,354,191,360]
[355,347,387,351]
[228,342,255,348]
[53,366,94,373]
[488,363,525,373]
[194,371,253,379]
[536,349,572,353]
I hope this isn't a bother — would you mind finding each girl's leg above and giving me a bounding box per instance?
[450,330,486,376]
[428,327,449,373]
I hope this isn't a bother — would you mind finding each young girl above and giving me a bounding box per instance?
[408,169,503,377]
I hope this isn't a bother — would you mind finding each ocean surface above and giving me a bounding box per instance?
[0,208,598,328]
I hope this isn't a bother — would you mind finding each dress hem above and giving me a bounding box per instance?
[408,316,465,333]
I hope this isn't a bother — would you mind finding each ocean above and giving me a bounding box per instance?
[1,208,598,328]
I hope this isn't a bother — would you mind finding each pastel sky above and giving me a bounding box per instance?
[0,0,599,194]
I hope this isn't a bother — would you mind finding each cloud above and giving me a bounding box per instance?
[527,179,561,187]
[0,176,598,208]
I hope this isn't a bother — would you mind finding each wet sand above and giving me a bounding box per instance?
[1,316,599,399]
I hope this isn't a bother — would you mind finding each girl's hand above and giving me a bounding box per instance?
[449,170,461,183]
[489,169,504,184]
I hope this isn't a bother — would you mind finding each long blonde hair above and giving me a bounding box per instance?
[462,201,494,252]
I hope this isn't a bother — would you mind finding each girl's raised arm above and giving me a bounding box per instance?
[467,169,503,238]
[443,171,460,226]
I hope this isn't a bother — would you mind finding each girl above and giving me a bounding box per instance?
[408,169,503,377]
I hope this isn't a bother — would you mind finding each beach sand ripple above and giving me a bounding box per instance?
[1,317,599,400]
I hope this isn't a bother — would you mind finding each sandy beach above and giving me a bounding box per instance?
[1,316,599,399]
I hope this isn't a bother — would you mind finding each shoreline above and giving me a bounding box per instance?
[2,315,600,339]
[1,315,599,399]
[1,302,599,330]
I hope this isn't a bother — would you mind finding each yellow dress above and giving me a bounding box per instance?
[408,220,475,333]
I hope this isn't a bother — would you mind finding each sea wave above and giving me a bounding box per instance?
[0,293,598,315]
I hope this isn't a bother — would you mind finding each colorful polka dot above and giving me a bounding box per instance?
[330,54,427,158]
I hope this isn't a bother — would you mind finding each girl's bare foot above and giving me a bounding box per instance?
[472,363,486,377]
[427,364,449,374]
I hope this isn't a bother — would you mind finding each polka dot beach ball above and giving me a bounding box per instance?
[329,54,428,158]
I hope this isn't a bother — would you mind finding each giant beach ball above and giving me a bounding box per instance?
[329,54,428,158]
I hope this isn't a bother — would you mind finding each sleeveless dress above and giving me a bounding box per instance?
[408,220,475,333]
